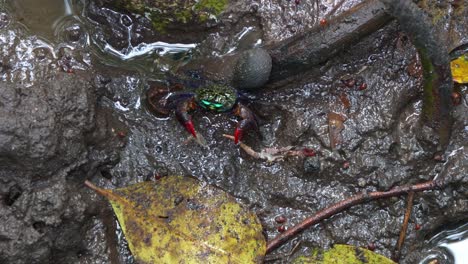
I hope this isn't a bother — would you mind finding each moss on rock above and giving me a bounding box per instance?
[113,0,228,32]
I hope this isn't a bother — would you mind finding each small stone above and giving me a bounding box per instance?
[0,12,9,29]
[303,156,321,173]
[155,146,163,153]
[65,24,83,42]
[33,48,49,60]
[357,178,367,187]
[233,48,272,90]
[4,185,23,206]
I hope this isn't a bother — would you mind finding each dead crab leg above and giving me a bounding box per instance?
[223,134,315,162]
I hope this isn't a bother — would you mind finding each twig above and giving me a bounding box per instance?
[264,241,302,263]
[324,0,346,19]
[84,180,106,196]
[267,0,392,83]
[393,191,415,261]
[266,180,440,253]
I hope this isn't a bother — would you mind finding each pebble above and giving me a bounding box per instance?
[233,48,272,90]
[303,156,321,173]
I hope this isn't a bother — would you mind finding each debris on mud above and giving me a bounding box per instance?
[0,0,467,263]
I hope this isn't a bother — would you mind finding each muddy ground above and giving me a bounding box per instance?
[0,0,466,263]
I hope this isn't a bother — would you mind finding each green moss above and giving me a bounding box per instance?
[174,9,192,24]
[199,13,209,23]
[112,0,228,32]
[418,0,448,24]
[194,0,228,15]
[151,17,169,33]
[419,48,437,121]
[117,0,144,12]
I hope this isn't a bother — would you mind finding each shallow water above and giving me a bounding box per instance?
[11,0,72,41]
[420,223,468,264]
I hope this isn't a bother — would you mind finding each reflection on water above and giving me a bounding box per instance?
[0,0,89,86]
[11,0,72,41]
[3,0,194,85]
[84,6,196,64]
[419,223,468,264]
[103,40,196,61]
[10,0,87,46]
[10,0,195,64]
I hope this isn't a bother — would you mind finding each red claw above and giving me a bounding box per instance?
[232,103,259,145]
[234,127,242,144]
[184,120,197,138]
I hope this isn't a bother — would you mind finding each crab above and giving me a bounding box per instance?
[146,79,259,144]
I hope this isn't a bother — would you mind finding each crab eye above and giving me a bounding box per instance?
[213,103,224,108]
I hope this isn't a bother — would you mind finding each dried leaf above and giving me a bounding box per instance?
[85,176,265,263]
[451,53,468,83]
[328,112,346,149]
[338,93,351,108]
[292,244,396,264]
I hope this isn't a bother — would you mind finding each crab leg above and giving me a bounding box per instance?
[232,103,259,144]
[174,96,198,138]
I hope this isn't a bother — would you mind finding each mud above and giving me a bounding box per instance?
[0,0,467,264]
[0,72,124,263]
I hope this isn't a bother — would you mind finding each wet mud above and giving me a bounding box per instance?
[0,0,466,263]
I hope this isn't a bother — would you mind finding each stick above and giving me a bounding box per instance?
[266,180,440,253]
[393,191,415,261]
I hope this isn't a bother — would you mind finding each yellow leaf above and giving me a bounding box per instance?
[292,244,396,264]
[85,176,265,264]
[451,53,468,83]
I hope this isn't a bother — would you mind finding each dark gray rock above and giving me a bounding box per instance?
[0,73,95,175]
[0,73,122,264]
[303,156,321,174]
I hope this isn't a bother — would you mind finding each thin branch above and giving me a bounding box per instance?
[324,0,346,19]
[266,180,440,253]
[84,180,130,206]
[84,180,106,196]
[267,0,391,83]
[393,191,415,261]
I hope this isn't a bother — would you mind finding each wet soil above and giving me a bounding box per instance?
[0,0,466,263]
